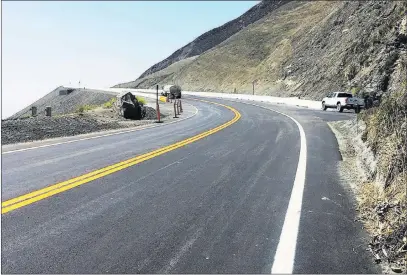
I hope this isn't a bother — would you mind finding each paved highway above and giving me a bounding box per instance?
[1,97,379,273]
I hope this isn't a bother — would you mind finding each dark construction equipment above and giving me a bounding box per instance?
[162,85,182,99]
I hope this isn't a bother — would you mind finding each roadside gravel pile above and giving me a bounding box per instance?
[143,106,159,120]
[1,106,162,145]
[2,116,123,144]
[8,87,116,119]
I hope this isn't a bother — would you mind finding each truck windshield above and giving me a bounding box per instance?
[337,93,353,98]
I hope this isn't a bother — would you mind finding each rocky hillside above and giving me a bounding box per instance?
[115,1,407,101]
[133,0,290,80]
[328,52,407,272]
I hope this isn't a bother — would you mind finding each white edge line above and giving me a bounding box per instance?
[270,110,306,274]
[2,105,199,155]
[217,98,307,274]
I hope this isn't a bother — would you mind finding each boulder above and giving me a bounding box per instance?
[117,92,145,120]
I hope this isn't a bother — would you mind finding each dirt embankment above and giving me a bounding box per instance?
[330,118,406,274]
[329,56,407,273]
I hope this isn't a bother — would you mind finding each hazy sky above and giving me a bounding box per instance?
[2,1,257,118]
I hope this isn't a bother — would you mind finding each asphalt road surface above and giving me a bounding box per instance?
[1,97,379,273]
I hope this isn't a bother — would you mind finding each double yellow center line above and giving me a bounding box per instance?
[2,100,241,214]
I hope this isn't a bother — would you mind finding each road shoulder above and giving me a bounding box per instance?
[215,98,380,273]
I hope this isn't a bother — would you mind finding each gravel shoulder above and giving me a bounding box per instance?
[2,98,196,146]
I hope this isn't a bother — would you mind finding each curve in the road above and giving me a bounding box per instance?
[223,99,308,274]
[1,99,241,214]
[2,97,379,274]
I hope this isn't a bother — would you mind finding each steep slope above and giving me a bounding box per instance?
[114,56,198,89]
[117,1,407,101]
[133,0,290,80]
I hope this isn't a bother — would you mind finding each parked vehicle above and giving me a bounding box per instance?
[161,85,182,99]
[321,92,364,113]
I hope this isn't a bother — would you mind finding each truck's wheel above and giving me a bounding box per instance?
[355,106,361,113]
[337,103,344,112]
[322,102,327,111]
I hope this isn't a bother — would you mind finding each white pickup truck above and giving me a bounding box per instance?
[321,92,364,113]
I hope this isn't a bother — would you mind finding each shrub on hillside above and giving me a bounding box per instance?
[76,104,98,114]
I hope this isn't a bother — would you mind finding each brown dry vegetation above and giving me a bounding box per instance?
[117,1,407,102]
[331,56,407,272]
[357,56,407,272]
[115,57,198,89]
